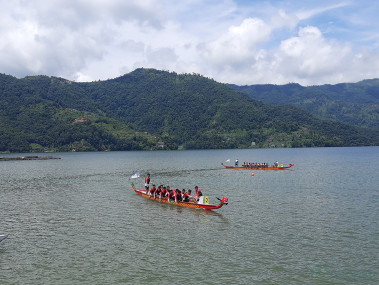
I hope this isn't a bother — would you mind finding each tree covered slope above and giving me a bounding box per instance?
[229,79,379,130]
[0,69,378,152]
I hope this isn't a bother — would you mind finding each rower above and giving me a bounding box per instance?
[176,189,182,202]
[149,184,156,197]
[169,190,174,202]
[195,186,203,202]
[153,185,160,198]
[160,187,166,199]
[173,189,179,202]
[183,190,192,202]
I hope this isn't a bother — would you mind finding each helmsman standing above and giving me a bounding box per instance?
[145,173,151,191]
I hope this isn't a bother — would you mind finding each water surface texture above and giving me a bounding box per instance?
[1,147,378,284]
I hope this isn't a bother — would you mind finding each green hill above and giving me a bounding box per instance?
[229,79,379,130]
[0,69,378,152]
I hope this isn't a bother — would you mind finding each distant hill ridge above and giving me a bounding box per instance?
[0,68,378,152]
[229,78,379,130]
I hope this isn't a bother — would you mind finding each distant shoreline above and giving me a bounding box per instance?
[0,156,61,161]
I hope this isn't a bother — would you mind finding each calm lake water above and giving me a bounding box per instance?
[0,147,378,284]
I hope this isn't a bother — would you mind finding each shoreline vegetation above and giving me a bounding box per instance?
[0,145,377,155]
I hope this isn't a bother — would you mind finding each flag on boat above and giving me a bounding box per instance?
[130,171,140,179]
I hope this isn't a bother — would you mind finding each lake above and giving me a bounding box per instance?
[0,147,378,284]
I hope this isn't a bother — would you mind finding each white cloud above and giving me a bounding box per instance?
[0,0,379,85]
[276,26,352,83]
[203,18,271,66]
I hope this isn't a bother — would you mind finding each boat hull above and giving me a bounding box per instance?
[222,163,294,170]
[132,184,226,210]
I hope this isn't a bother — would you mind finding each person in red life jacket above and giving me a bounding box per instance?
[153,185,160,199]
[165,186,170,199]
[149,184,156,197]
[167,189,172,202]
[183,189,191,202]
[159,186,164,198]
[195,186,203,202]
[161,187,166,199]
[181,189,186,201]
[160,187,166,199]
[175,189,182,202]
[145,173,150,191]
[172,189,179,202]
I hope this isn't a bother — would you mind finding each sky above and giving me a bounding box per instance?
[1,0,379,86]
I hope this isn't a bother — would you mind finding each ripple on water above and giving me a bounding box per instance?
[0,148,378,284]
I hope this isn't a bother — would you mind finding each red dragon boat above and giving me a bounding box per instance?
[132,184,228,210]
[222,163,294,170]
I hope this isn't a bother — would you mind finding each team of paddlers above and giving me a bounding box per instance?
[235,159,280,168]
[241,161,279,168]
[144,173,202,203]
[148,185,202,203]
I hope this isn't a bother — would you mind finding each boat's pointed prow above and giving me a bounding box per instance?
[217,196,228,205]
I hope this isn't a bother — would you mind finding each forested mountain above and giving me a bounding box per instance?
[0,68,378,153]
[229,79,379,130]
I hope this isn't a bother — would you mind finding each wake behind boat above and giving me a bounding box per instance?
[132,184,228,210]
